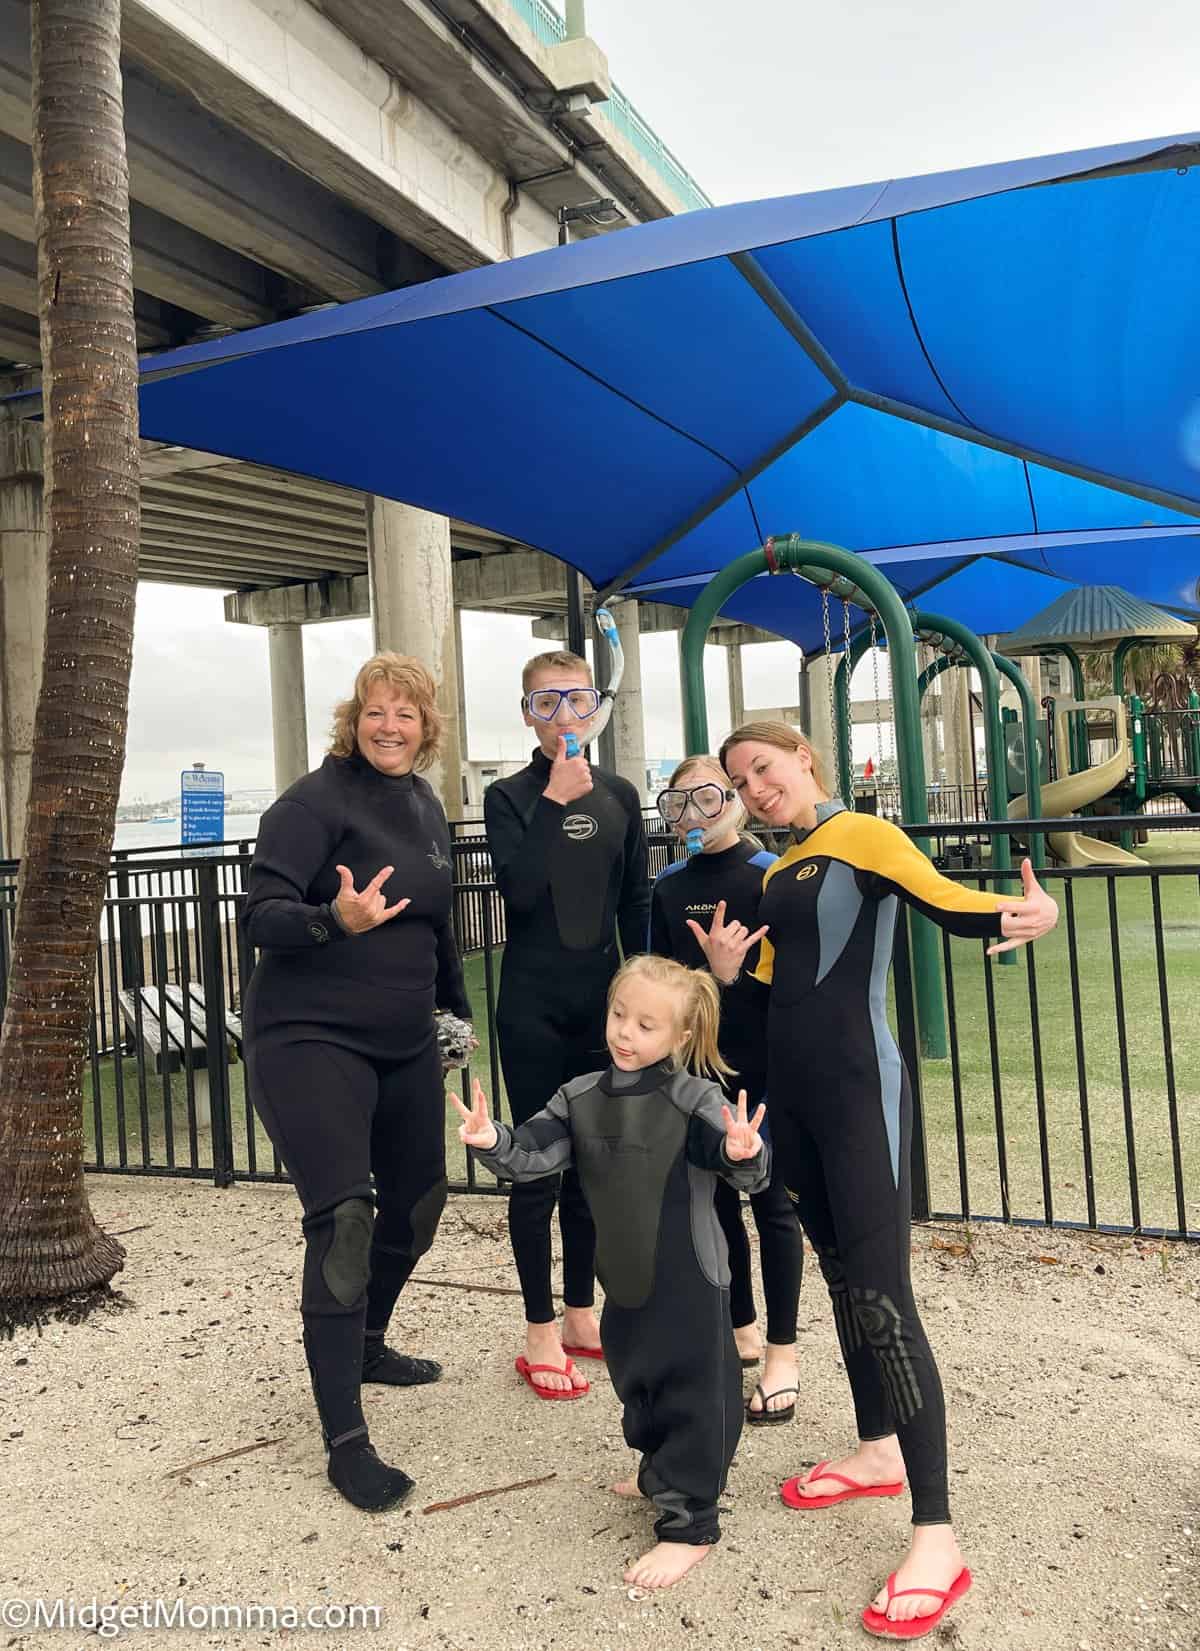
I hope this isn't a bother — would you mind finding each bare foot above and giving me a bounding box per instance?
[746,1341,798,1416]
[869,1523,966,1625]
[522,1322,587,1394]
[790,1436,905,1500]
[609,1478,644,1499]
[623,1542,710,1589]
[733,1323,762,1364]
[561,1305,603,1355]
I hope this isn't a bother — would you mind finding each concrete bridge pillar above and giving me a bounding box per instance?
[0,417,47,860]
[607,597,645,797]
[725,641,746,733]
[800,653,839,794]
[267,622,309,794]
[366,498,463,820]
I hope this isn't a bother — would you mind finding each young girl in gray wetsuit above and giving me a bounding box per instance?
[450,954,769,1592]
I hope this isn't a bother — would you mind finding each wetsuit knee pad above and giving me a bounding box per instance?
[849,1286,923,1423]
[373,1177,448,1263]
[302,1197,374,1312]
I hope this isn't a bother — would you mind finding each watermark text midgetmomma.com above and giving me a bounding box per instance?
[1,1597,381,1638]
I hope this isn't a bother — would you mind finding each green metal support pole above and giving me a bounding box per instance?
[680,536,948,1057]
[991,651,1045,870]
[910,614,1011,872]
[1112,637,1139,698]
[1130,693,1148,803]
[1059,644,1088,774]
[916,651,1043,865]
[910,613,1014,965]
[1188,690,1200,782]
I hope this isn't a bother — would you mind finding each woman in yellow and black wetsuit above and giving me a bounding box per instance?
[695,721,1058,1641]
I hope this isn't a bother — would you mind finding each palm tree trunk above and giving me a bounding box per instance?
[0,0,139,1312]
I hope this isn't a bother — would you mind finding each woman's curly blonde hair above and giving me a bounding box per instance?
[329,653,444,772]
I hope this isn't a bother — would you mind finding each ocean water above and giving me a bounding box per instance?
[113,815,264,856]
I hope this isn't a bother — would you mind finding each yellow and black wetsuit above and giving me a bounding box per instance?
[754,800,1004,1526]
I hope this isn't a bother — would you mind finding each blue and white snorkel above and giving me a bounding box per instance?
[563,604,624,757]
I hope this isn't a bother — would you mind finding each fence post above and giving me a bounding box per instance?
[113,850,143,1050]
[196,860,235,1187]
[892,904,931,1222]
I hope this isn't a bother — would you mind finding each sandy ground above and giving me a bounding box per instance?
[1,1176,1197,1651]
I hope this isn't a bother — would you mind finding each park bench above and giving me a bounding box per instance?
[117,982,243,1125]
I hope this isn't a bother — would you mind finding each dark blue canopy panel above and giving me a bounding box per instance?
[132,129,1200,645]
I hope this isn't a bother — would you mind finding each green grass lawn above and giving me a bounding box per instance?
[84,849,1200,1234]
[909,833,1200,1234]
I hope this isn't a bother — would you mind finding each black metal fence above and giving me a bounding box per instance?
[2,813,1196,1240]
[892,815,1199,1241]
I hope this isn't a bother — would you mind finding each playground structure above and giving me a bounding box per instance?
[998,587,1200,867]
[683,561,1200,875]
[678,549,1200,951]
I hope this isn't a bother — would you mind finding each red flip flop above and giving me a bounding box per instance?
[514,1355,588,1400]
[780,1460,905,1510]
[560,1342,605,1362]
[861,1566,972,1639]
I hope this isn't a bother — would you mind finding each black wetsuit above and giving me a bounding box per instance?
[476,1061,769,1544]
[648,841,803,1347]
[483,750,650,1323]
[242,753,471,1462]
[753,801,1003,1525]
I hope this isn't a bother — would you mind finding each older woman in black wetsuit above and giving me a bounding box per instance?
[691,721,1058,1641]
[242,654,472,1514]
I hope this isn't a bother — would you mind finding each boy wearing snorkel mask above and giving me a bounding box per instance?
[483,650,651,1399]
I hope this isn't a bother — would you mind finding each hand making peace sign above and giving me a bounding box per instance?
[448,1077,499,1151]
[686,899,770,986]
[333,864,411,934]
[721,1088,767,1161]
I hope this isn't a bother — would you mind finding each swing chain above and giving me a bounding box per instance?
[869,611,884,790]
[820,586,842,804]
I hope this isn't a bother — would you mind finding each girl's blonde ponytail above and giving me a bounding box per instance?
[684,969,730,1079]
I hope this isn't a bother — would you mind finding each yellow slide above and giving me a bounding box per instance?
[1007,695,1142,867]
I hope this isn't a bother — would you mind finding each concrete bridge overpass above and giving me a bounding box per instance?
[0,0,776,847]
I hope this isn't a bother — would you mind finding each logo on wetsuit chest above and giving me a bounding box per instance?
[563,814,598,841]
[427,839,451,870]
[794,863,819,882]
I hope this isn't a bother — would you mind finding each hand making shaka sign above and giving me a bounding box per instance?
[333,864,411,934]
[686,898,769,986]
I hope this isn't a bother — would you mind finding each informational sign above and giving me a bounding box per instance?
[181,765,225,854]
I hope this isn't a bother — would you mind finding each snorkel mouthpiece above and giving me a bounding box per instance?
[685,827,705,857]
[563,733,580,758]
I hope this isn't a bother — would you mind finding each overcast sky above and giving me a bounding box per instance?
[119,0,1200,801]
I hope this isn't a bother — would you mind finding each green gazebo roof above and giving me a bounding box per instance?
[997,586,1197,655]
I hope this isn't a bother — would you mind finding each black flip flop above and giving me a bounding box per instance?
[745,1383,798,1426]
[739,1353,761,1369]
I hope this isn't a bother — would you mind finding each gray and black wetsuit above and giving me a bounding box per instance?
[476,1060,770,1546]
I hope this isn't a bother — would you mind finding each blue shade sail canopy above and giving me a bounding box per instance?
[129,131,1200,653]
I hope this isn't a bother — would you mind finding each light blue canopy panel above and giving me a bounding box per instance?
[127,130,1200,647]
